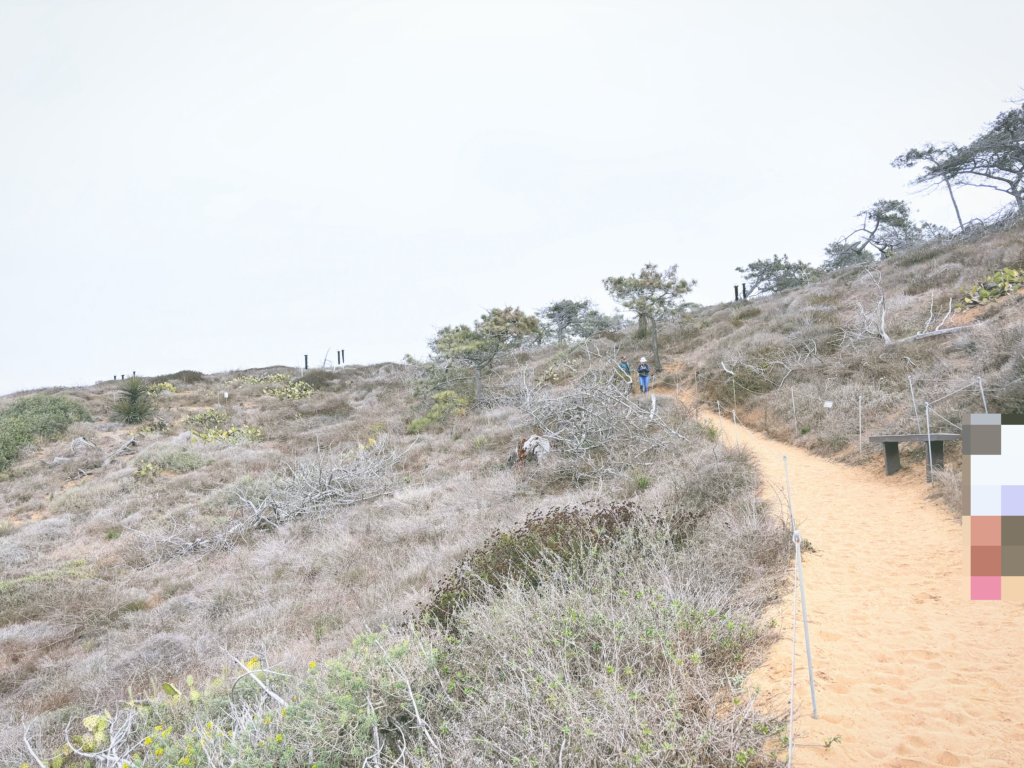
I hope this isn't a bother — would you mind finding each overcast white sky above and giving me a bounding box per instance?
[2,1,1022,395]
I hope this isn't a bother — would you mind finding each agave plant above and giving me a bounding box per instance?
[112,377,153,424]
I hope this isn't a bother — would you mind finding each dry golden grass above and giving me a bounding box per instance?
[1,345,799,766]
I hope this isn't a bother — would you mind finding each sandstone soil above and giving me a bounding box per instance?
[694,398,1024,766]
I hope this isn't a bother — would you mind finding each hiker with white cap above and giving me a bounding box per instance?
[637,357,651,394]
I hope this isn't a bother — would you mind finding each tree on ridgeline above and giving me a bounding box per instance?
[736,254,818,296]
[603,264,694,373]
[540,299,592,344]
[539,299,624,343]
[894,104,1024,219]
[576,306,625,338]
[892,143,965,230]
[429,307,540,398]
[821,199,919,272]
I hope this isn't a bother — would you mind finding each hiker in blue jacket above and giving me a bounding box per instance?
[618,357,633,393]
[637,357,651,394]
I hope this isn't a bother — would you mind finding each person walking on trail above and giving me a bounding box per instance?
[618,356,633,393]
[637,358,651,394]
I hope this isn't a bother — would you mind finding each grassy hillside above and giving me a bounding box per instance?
[1,351,789,766]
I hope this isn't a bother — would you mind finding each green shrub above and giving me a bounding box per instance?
[148,382,177,395]
[136,418,170,435]
[170,370,204,384]
[191,425,263,443]
[139,447,208,475]
[188,409,228,429]
[407,390,468,434]
[420,502,640,628]
[0,394,92,471]
[299,369,335,390]
[264,381,314,400]
[112,377,153,424]
[230,373,291,385]
[134,461,159,481]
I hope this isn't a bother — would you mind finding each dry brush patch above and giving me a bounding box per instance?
[679,219,1024,510]
[12,433,790,768]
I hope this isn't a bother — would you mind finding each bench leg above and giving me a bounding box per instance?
[883,442,901,475]
[927,441,944,483]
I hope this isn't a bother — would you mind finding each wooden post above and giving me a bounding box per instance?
[304,355,308,370]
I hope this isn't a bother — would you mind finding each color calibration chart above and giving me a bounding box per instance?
[964,413,1024,600]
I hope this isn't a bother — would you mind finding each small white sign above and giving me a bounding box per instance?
[824,401,833,409]
[223,392,229,400]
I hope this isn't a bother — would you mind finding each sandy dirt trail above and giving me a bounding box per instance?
[686,398,1024,767]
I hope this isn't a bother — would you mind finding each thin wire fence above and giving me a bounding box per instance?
[697,370,989,473]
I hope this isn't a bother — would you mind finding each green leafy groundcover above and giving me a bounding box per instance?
[0,394,92,471]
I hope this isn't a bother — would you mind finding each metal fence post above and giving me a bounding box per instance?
[717,400,724,434]
[783,455,795,533]
[909,376,921,433]
[979,377,988,414]
[794,530,819,719]
[925,402,934,483]
[732,410,739,448]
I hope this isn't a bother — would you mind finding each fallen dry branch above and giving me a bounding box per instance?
[897,322,983,343]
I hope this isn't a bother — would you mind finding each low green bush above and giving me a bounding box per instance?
[171,370,204,384]
[420,502,640,628]
[0,394,92,471]
[299,369,335,390]
[231,373,292,386]
[191,425,263,443]
[138,447,208,475]
[264,381,315,400]
[188,409,228,429]
[407,390,468,434]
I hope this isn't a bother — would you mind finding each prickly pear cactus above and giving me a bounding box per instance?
[956,267,1023,310]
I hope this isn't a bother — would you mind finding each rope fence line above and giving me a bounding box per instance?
[700,370,989,474]
[689,378,990,757]
[692,400,821,758]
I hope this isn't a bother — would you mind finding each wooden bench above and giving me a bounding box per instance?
[868,433,960,481]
